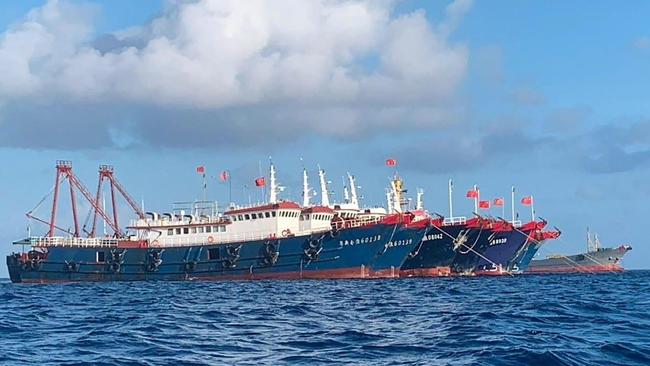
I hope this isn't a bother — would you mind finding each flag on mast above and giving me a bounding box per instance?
[521,196,533,205]
[220,170,230,182]
[196,166,205,174]
[385,158,397,167]
[466,189,479,198]
[255,177,266,187]
[478,200,490,209]
[493,198,504,206]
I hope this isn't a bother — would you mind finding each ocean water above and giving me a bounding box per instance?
[1,272,650,366]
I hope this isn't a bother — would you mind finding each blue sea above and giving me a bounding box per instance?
[1,272,650,365]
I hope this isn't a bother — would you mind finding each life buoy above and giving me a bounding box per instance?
[207,236,215,243]
[281,229,291,237]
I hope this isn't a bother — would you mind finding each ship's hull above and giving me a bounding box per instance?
[6,223,419,283]
[525,246,631,274]
[369,225,428,278]
[450,226,494,275]
[399,224,463,277]
[510,240,544,273]
[474,228,532,275]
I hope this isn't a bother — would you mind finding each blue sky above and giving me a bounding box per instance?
[0,0,648,276]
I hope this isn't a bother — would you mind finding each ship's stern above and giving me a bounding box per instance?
[6,253,23,283]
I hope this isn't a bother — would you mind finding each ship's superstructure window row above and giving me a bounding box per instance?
[165,225,227,236]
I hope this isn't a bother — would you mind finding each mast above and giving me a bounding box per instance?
[391,177,403,213]
[448,178,454,218]
[318,166,330,207]
[269,161,279,204]
[530,194,535,222]
[511,186,515,223]
[385,189,393,214]
[473,184,479,213]
[348,172,359,209]
[302,167,311,207]
[416,188,424,210]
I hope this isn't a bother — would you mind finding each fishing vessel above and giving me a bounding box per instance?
[509,223,561,273]
[6,161,423,283]
[473,220,561,275]
[526,229,632,274]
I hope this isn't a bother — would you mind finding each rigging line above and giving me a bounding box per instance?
[509,224,599,274]
[548,235,619,273]
[515,228,617,273]
[581,252,620,274]
[26,177,62,215]
[531,243,593,273]
[430,224,512,276]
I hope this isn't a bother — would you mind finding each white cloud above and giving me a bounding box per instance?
[0,0,472,148]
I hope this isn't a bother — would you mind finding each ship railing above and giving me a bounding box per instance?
[510,220,522,227]
[150,228,330,248]
[331,216,382,231]
[128,217,227,228]
[26,236,120,248]
[443,216,467,225]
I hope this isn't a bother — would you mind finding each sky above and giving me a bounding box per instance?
[1,0,649,277]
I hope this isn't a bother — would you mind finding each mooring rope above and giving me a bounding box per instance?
[429,223,512,276]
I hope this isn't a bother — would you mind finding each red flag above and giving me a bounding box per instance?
[385,158,397,167]
[255,177,266,187]
[493,198,504,207]
[479,200,490,209]
[220,170,230,182]
[196,166,205,174]
[466,190,479,198]
[521,196,533,205]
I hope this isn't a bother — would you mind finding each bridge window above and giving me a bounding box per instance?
[175,228,181,235]
[96,251,106,263]
[238,215,243,221]
[167,229,174,235]
[183,227,189,234]
[219,226,226,232]
[206,226,212,233]
[265,212,270,218]
[191,227,197,234]
[198,227,204,233]
[244,214,250,220]
[272,211,276,217]
[251,213,257,219]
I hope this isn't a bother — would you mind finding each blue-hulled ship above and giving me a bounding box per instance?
[7,161,425,283]
[400,217,467,277]
[508,222,561,273]
[473,220,562,275]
